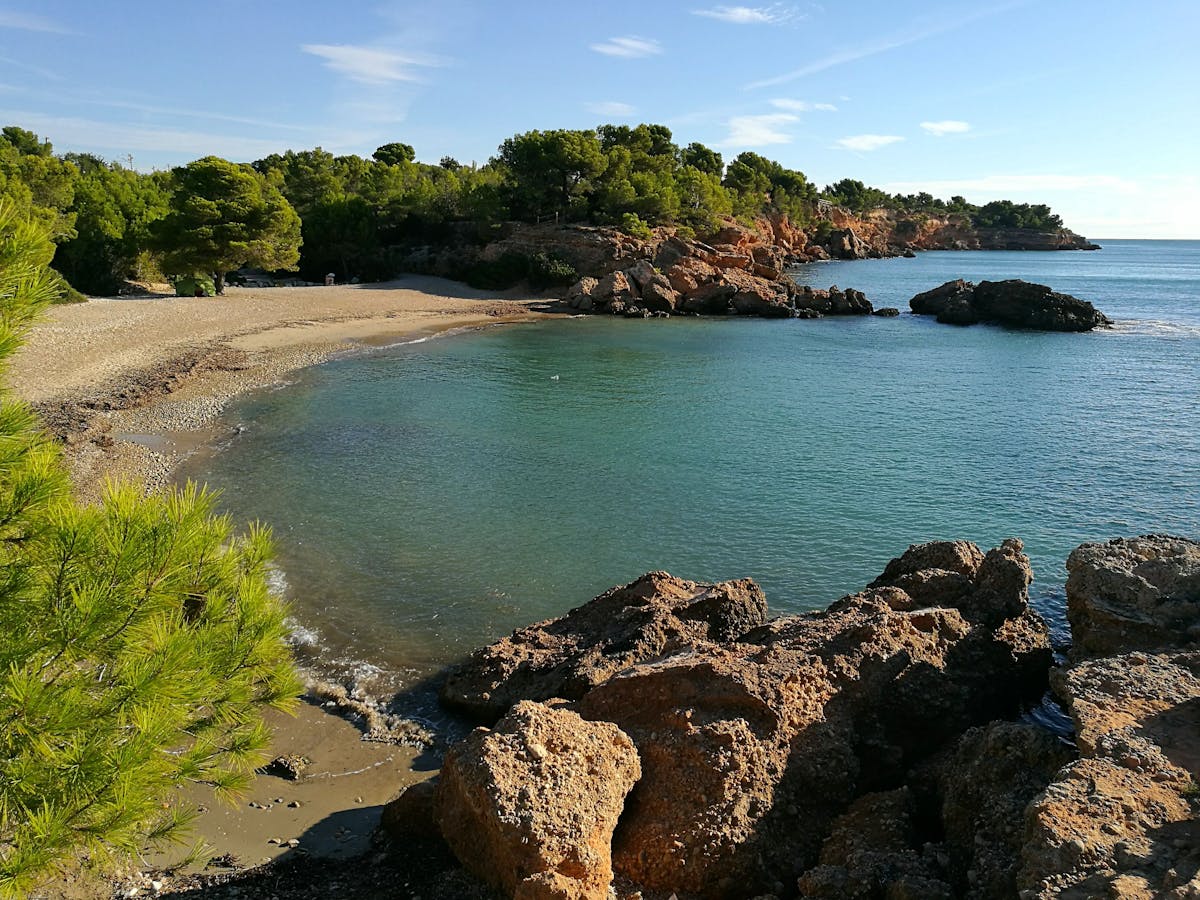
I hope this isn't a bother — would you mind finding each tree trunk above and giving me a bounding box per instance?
[213,272,225,295]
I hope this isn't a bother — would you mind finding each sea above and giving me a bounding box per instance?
[177,239,1200,711]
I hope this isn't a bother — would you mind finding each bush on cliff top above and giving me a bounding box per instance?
[0,202,301,896]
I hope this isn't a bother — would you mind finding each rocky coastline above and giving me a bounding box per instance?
[381,534,1200,900]
[398,209,1105,325]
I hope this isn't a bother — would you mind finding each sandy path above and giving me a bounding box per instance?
[8,277,552,891]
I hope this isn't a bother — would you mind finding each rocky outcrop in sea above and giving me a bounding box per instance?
[910,279,1113,331]
[380,534,1200,898]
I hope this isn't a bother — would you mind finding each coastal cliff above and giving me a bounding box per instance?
[397,209,1100,322]
[386,534,1200,900]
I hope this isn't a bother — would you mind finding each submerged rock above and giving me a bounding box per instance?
[910,278,1112,331]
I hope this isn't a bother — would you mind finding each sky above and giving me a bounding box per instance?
[1,1,1197,238]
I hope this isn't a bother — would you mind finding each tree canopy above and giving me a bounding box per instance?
[0,201,301,894]
[0,122,1075,296]
[153,156,301,293]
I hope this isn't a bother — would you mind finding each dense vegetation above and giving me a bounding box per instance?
[0,203,301,893]
[0,123,1069,296]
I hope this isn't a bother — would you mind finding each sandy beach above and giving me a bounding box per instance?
[9,277,549,896]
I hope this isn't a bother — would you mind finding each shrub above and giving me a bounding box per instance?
[527,251,577,290]
[0,202,301,896]
[619,212,653,240]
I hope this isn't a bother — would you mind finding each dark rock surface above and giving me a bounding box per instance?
[910,279,1112,331]
[439,571,768,722]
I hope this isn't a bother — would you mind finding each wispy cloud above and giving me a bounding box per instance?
[589,36,663,58]
[745,1,1028,89]
[301,44,445,85]
[882,174,1140,196]
[691,4,801,24]
[0,111,295,163]
[0,11,73,34]
[770,98,837,112]
[586,101,636,117]
[0,54,61,81]
[719,113,798,147]
[836,134,904,152]
[920,120,971,136]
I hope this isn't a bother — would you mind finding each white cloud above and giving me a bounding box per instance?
[920,119,971,136]
[301,44,444,85]
[770,98,837,112]
[719,113,798,147]
[589,36,663,58]
[835,134,904,151]
[0,12,73,34]
[691,5,800,24]
[586,101,635,117]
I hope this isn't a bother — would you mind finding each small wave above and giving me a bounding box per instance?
[1106,319,1200,338]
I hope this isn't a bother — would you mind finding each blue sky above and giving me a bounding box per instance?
[1,1,1196,238]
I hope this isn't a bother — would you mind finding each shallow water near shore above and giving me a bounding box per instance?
[179,240,1200,711]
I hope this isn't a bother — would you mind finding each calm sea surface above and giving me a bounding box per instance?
[178,240,1200,701]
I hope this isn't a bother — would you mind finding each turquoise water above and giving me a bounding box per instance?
[179,240,1200,698]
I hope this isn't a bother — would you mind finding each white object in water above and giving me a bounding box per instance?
[550,374,560,380]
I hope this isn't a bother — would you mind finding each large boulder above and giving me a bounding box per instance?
[574,541,1051,897]
[665,256,717,295]
[1019,534,1200,899]
[1021,655,1200,898]
[1065,535,1200,660]
[826,227,869,260]
[439,571,768,722]
[565,276,598,311]
[640,272,678,312]
[909,279,1112,331]
[592,270,638,311]
[435,701,641,900]
[793,285,874,317]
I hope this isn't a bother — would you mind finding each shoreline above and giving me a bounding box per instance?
[10,276,552,895]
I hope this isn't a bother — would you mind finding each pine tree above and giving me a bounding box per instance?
[0,202,302,896]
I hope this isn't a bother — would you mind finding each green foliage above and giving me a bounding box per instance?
[971,199,1063,231]
[0,202,302,895]
[0,121,1074,296]
[372,142,416,166]
[153,156,302,292]
[619,212,653,240]
[527,251,577,290]
[498,129,608,220]
[53,162,169,295]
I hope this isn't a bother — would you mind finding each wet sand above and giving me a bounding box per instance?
[9,277,550,891]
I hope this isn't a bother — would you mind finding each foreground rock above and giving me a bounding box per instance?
[440,571,767,722]
[420,534,1200,898]
[910,279,1112,331]
[434,539,1052,897]
[1064,534,1200,659]
[1019,535,1200,899]
[435,700,640,900]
